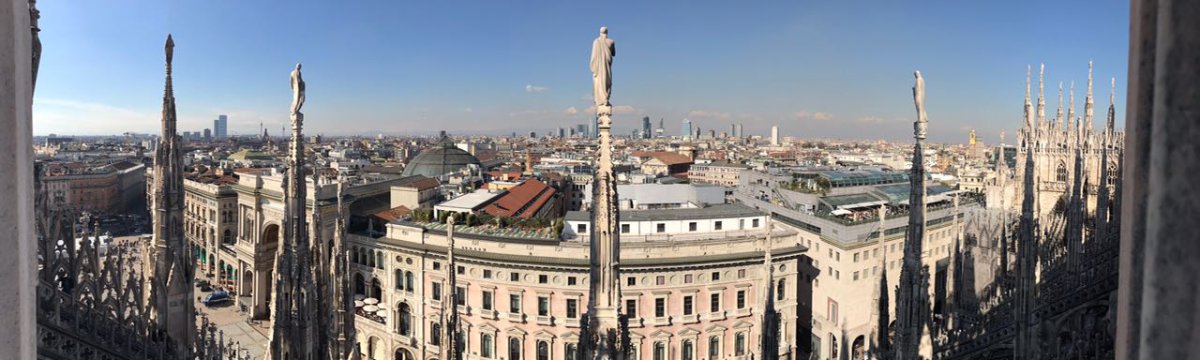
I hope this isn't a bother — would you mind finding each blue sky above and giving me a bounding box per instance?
[33,0,1128,143]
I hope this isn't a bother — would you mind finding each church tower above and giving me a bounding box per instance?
[147,34,196,357]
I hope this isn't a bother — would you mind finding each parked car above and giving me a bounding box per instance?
[203,290,231,307]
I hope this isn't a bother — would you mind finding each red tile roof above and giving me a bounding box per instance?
[481,179,557,219]
[632,151,694,166]
[372,205,412,223]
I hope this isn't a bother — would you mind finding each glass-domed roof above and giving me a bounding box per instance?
[402,137,481,178]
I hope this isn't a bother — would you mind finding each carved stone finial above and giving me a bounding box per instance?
[165,34,174,65]
[913,71,927,140]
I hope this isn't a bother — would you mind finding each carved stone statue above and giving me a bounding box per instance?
[30,0,41,91]
[590,27,616,110]
[913,71,928,140]
[290,63,305,116]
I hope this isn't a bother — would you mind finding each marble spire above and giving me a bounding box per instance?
[1085,61,1095,137]
[1056,82,1065,129]
[1036,63,1045,129]
[331,176,357,360]
[872,206,890,358]
[759,218,779,360]
[441,214,460,360]
[148,33,195,357]
[1023,66,1033,130]
[1068,81,1076,135]
[893,71,931,360]
[1013,97,1041,359]
[583,26,626,360]
[1107,77,1116,134]
[268,63,325,360]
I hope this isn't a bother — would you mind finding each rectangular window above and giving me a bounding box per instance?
[688,222,697,231]
[737,290,746,309]
[509,294,521,313]
[738,269,746,278]
[457,265,465,275]
[710,293,721,312]
[568,276,577,286]
[627,277,636,286]
[684,274,693,283]
[626,299,638,318]
[655,298,666,318]
[715,221,723,230]
[482,291,494,310]
[656,223,665,233]
[577,224,586,233]
[777,281,785,300]
[853,271,859,281]
[538,296,550,316]
[566,299,578,318]
[433,262,441,270]
[432,282,442,301]
[484,269,492,279]
[539,274,548,284]
[456,286,467,306]
[753,218,760,228]
[683,295,694,315]
[829,299,839,322]
[656,276,665,285]
[511,272,520,282]
[712,271,720,281]
[621,224,630,233]
[854,253,860,262]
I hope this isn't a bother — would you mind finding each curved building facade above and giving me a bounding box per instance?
[347,206,811,360]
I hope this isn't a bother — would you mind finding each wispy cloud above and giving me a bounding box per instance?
[794,110,835,121]
[564,106,579,115]
[525,84,548,93]
[687,110,732,120]
[855,116,884,124]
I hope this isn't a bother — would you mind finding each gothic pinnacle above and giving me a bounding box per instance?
[1037,63,1045,128]
[1056,82,1064,129]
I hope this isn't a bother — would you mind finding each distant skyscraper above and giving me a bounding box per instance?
[213,114,228,138]
[591,116,599,139]
[682,119,693,141]
[202,128,211,140]
[770,125,779,146]
[736,123,744,139]
[729,124,736,138]
[642,116,652,139]
[576,124,587,137]
[558,127,566,138]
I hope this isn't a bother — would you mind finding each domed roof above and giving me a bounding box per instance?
[402,138,481,178]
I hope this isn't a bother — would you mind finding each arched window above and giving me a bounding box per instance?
[398,303,412,336]
[481,334,494,358]
[777,279,786,300]
[430,322,441,346]
[368,250,376,267]
[735,333,746,356]
[405,271,415,292]
[509,337,522,360]
[565,343,578,360]
[682,340,694,360]
[537,341,549,360]
[371,278,383,299]
[223,229,233,244]
[630,344,639,360]
[1056,161,1068,182]
[354,273,365,296]
[376,252,384,269]
[653,342,666,360]
[395,270,405,290]
[352,246,359,264]
[708,336,720,360]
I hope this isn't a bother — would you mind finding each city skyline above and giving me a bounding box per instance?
[32,0,1126,143]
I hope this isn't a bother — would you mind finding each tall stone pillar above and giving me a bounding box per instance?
[0,0,37,358]
[1117,0,1200,359]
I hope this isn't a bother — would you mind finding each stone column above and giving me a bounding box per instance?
[1117,0,1200,359]
[0,0,36,358]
